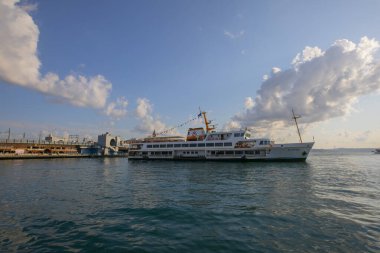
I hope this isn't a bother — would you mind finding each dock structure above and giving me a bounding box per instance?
[0,132,129,160]
[1,139,88,159]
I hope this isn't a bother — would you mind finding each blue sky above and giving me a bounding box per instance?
[1,0,380,148]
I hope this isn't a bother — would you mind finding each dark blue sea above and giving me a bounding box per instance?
[1,149,379,252]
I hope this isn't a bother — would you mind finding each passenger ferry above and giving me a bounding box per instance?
[128,111,314,161]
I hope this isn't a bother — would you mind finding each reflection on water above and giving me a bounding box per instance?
[0,150,379,252]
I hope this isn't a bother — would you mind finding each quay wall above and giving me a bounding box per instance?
[0,154,127,160]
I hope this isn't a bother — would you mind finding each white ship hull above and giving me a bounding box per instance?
[128,141,314,162]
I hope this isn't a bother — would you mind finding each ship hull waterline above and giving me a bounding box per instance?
[128,157,308,162]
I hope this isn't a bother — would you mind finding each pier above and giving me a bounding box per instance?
[0,134,129,160]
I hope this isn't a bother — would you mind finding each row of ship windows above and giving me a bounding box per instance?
[142,151,173,155]
[139,150,265,155]
[146,142,233,148]
[211,150,265,155]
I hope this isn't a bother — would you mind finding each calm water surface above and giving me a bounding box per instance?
[0,149,379,252]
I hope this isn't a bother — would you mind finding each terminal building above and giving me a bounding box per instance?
[80,133,128,156]
[97,132,121,155]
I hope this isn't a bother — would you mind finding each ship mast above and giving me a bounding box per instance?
[200,109,215,133]
[292,108,303,143]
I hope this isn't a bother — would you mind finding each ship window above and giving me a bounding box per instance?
[142,152,148,155]
[206,143,214,147]
[215,143,223,147]
[245,151,254,155]
[153,145,159,148]
[224,142,232,146]
[182,144,189,147]
[235,151,243,155]
[174,144,181,147]
[255,150,260,155]
[240,133,245,137]
[168,151,172,155]
[160,144,166,148]
[259,141,263,145]
[211,151,215,155]
[234,133,240,137]
[197,143,205,147]
[147,145,152,148]
[189,144,197,147]
[225,151,233,155]
[167,144,173,148]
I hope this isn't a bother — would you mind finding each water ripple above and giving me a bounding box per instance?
[0,150,379,252]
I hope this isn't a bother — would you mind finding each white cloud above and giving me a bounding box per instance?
[231,37,380,128]
[39,73,112,108]
[292,46,324,68]
[0,0,40,85]
[0,0,120,116]
[224,30,245,40]
[244,97,254,109]
[272,67,281,74]
[135,98,152,118]
[134,98,167,134]
[104,97,128,119]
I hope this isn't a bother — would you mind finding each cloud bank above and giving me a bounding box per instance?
[230,37,380,128]
[0,0,126,117]
[134,98,168,135]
